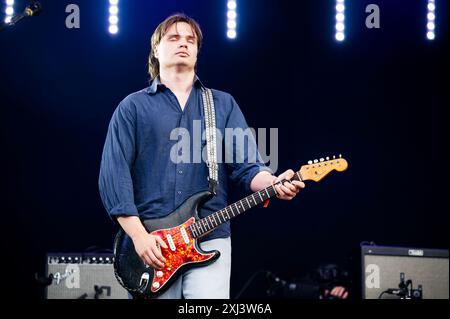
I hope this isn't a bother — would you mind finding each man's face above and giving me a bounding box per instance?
[155,22,198,71]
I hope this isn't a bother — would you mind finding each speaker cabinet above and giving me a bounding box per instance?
[361,245,448,299]
[45,253,129,299]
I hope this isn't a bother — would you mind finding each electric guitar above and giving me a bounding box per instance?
[113,156,348,298]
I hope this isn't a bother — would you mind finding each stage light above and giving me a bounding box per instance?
[336,22,345,32]
[226,1,237,40]
[109,6,118,15]
[109,25,118,34]
[335,32,345,41]
[426,0,435,40]
[108,0,119,35]
[335,0,345,42]
[5,0,14,24]
[227,10,236,20]
[336,3,345,13]
[227,20,236,29]
[109,15,118,25]
[227,29,236,39]
[227,1,236,10]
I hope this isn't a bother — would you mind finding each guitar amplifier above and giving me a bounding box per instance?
[361,245,449,299]
[45,253,129,299]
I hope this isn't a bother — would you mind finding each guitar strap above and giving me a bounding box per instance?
[201,87,218,195]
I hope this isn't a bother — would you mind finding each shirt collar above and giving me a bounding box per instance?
[146,74,205,94]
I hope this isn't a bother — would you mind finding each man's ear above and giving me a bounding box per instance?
[154,45,159,59]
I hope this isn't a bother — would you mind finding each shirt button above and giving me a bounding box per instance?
[178,170,183,174]
[177,191,182,195]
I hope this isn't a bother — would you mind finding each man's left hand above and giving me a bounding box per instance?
[273,169,305,200]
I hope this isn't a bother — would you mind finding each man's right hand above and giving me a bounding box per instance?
[131,232,168,269]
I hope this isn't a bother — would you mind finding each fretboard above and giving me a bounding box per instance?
[188,171,303,239]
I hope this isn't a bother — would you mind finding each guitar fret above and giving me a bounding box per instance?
[208,215,213,227]
[202,219,208,232]
[203,219,209,231]
[216,212,221,224]
[235,203,241,214]
[221,210,227,221]
[191,226,198,238]
[245,197,251,208]
[229,205,236,216]
[225,208,231,219]
[265,188,270,198]
[252,194,257,204]
[198,222,204,234]
[271,184,277,195]
[258,191,263,202]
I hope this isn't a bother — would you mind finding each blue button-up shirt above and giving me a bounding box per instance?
[99,76,272,241]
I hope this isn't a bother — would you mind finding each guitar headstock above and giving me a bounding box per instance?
[298,155,348,182]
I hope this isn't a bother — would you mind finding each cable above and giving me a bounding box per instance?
[83,245,113,253]
[360,241,377,246]
[378,290,389,299]
[234,270,271,299]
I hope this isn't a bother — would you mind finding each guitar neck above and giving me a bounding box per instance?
[188,172,304,239]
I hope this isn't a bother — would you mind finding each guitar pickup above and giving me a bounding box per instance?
[166,234,176,251]
[180,227,190,244]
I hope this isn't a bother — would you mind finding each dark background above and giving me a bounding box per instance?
[0,0,448,299]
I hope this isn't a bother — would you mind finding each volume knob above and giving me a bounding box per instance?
[152,282,160,289]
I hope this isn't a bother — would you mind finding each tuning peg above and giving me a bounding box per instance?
[308,160,313,165]
[320,158,324,162]
[339,154,342,158]
[313,159,318,163]
[326,156,330,160]
[333,155,336,159]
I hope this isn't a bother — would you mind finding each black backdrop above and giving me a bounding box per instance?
[0,0,448,299]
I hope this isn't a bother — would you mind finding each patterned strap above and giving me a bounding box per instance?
[201,88,218,195]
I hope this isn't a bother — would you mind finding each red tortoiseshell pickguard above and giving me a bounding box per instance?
[149,217,215,293]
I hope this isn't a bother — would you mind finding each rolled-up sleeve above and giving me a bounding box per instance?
[224,95,273,194]
[98,98,139,219]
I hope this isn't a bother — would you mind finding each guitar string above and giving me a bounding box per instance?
[154,177,310,242]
